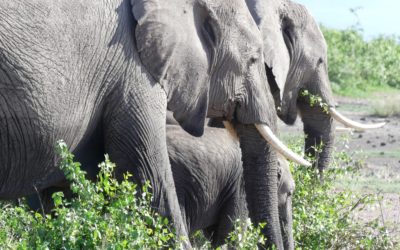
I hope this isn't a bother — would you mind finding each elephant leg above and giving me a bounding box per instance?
[213,180,247,248]
[27,186,72,214]
[203,224,218,245]
[102,85,190,247]
[73,122,105,181]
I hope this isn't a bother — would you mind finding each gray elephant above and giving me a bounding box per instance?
[166,124,295,249]
[28,123,295,248]
[245,0,384,176]
[167,124,246,247]
[0,0,307,248]
[203,119,296,250]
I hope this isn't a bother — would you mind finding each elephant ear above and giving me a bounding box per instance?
[246,0,290,104]
[131,0,212,136]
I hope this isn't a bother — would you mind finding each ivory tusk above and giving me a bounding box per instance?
[255,124,312,167]
[223,121,239,140]
[330,108,386,131]
[336,127,353,132]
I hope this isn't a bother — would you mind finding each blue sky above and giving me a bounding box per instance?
[295,0,400,39]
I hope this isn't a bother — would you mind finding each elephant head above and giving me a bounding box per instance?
[133,0,311,248]
[245,0,385,174]
[277,155,295,250]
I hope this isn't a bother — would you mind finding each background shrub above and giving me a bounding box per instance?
[322,26,400,95]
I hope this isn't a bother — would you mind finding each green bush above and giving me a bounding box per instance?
[0,141,176,249]
[322,26,400,96]
[290,138,397,249]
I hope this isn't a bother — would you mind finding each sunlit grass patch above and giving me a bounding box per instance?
[337,175,400,194]
[357,149,400,159]
[372,95,400,117]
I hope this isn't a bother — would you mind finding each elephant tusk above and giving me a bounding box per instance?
[330,108,386,131]
[255,124,312,167]
[336,127,353,132]
[223,121,239,140]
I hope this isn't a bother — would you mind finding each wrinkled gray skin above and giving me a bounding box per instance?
[167,125,246,247]
[246,0,336,174]
[27,124,244,247]
[207,117,295,249]
[0,0,281,248]
[28,123,294,248]
[167,124,295,249]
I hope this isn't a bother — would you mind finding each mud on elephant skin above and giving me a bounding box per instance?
[245,0,384,176]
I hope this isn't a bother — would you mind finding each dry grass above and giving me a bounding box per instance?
[372,95,400,117]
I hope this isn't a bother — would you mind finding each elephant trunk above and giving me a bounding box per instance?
[236,124,284,250]
[298,101,335,174]
[280,197,294,250]
[297,70,336,174]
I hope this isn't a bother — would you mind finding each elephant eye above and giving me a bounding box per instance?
[277,168,282,179]
[250,57,258,64]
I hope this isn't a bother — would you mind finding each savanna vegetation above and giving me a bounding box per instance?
[322,26,400,97]
[1,26,399,249]
[0,138,397,249]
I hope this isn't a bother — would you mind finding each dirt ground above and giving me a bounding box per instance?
[335,96,400,239]
[279,94,400,240]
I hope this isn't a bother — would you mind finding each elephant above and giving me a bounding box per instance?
[244,0,385,177]
[167,124,246,247]
[167,124,295,249]
[28,122,295,248]
[0,0,308,248]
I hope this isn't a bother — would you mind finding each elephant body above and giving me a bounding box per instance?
[0,0,160,198]
[27,123,295,248]
[1,0,192,236]
[167,125,246,246]
[167,124,295,248]
[1,0,307,248]
[246,0,336,174]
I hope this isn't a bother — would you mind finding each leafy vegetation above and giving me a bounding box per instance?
[0,139,397,249]
[288,137,397,249]
[322,26,400,96]
[0,141,176,249]
[299,89,329,113]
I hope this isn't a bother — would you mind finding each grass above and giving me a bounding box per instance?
[332,88,400,118]
[337,175,400,194]
[336,148,400,194]
[335,102,375,114]
[357,149,400,159]
[372,94,400,117]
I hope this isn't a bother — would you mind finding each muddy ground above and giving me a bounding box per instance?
[279,95,400,240]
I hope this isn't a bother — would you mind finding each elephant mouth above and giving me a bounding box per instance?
[297,90,386,131]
